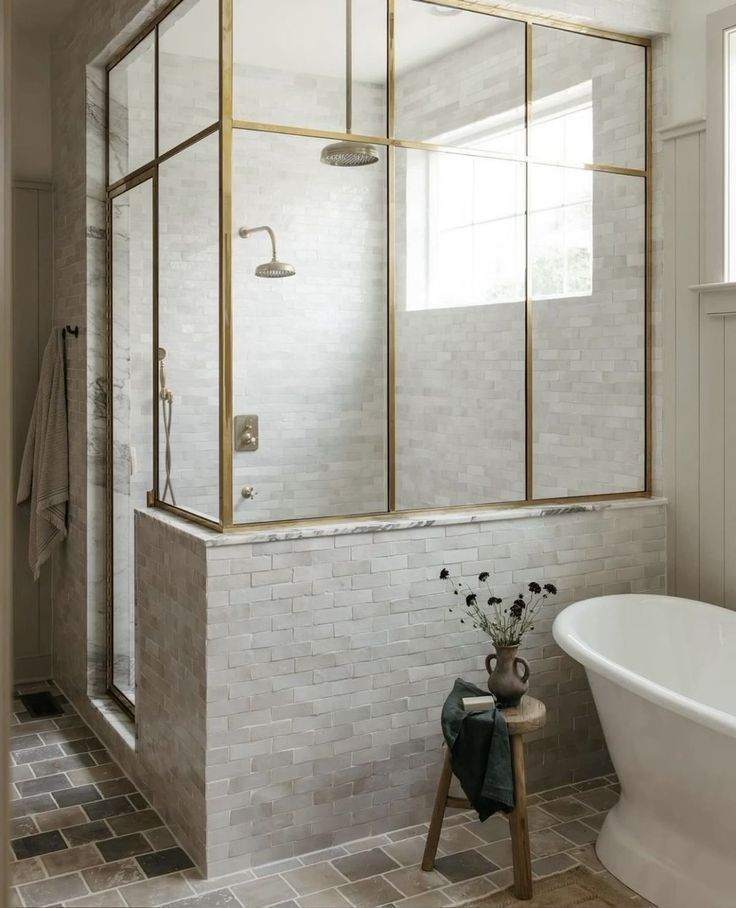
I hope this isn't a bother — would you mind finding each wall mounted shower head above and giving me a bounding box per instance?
[238,225,295,278]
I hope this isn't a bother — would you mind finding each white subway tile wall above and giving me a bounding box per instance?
[135,500,664,875]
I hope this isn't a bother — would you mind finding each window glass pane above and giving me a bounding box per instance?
[531,166,646,497]
[233,0,387,135]
[108,33,155,184]
[395,147,526,508]
[531,27,646,170]
[158,133,220,520]
[110,179,153,704]
[232,130,388,523]
[395,0,526,155]
[159,0,219,155]
[728,29,736,278]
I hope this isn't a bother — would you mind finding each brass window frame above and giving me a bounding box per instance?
[104,0,652,557]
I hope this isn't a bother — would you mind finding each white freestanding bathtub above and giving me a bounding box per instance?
[553,594,736,908]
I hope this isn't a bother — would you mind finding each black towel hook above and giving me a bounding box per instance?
[62,325,79,339]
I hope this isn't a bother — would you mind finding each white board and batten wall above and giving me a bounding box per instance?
[665,1,736,609]
[12,181,53,680]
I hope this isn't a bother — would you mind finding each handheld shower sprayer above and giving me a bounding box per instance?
[238,225,296,278]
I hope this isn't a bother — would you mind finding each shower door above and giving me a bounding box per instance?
[108,177,155,712]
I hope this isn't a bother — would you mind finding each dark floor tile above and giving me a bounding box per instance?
[93,749,113,765]
[128,792,148,810]
[553,820,598,846]
[53,784,102,808]
[31,753,97,777]
[539,797,593,822]
[531,851,577,878]
[161,889,241,907]
[433,849,498,883]
[338,878,403,908]
[98,778,136,799]
[19,871,88,905]
[9,734,43,752]
[333,847,400,881]
[575,787,619,812]
[84,796,136,821]
[10,815,39,838]
[11,829,68,860]
[573,777,609,793]
[98,833,154,862]
[136,847,195,878]
[17,773,73,798]
[62,819,114,847]
[62,737,103,755]
[11,793,57,818]
[108,809,162,836]
[83,858,147,892]
[13,743,64,765]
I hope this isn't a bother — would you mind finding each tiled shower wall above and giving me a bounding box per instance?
[113,14,652,527]
[135,499,665,876]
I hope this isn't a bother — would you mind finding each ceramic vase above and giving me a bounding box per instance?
[485,644,529,708]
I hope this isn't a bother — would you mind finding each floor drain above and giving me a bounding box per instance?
[19,690,64,718]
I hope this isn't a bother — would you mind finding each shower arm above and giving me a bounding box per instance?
[238,225,279,262]
[345,0,352,135]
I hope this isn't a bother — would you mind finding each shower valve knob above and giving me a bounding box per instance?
[234,415,259,452]
[241,486,256,499]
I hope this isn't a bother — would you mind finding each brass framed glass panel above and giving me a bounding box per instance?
[395,147,526,509]
[158,131,221,522]
[158,0,220,155]
[530,26,646,171]
[233,0,388,137]
[530,165,646,497]
[394,0,526,156]
[231,130,388,523]
[108,31,156,185]
[105,0,652,562]
[108,177,154,712]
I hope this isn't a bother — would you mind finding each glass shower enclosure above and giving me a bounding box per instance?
[106,0,651,711]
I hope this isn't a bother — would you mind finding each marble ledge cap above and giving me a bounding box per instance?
[134,496,667,548]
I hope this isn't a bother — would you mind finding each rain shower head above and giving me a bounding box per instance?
[238,225,296,279]
[320,0,379,168]
[320,141,379,167]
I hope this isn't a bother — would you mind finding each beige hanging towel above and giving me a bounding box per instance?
[17,328,69,579]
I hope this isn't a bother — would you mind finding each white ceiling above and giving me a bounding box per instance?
[159,0,506,82]
[13,0,79,34]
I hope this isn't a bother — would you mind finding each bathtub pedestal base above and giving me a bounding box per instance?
[596,797,734,908]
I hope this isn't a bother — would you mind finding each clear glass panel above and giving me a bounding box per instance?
[728,29,736,278]
[232,130,387,523]
[394,1,526,155]
[108,33,155,184]
[159,0,219,155]
[531,166,646,497]
[395,147,526,509]
[233,0,387,135]
[110,179,154,704]
[158,132,220,520]
[531,27,646,170]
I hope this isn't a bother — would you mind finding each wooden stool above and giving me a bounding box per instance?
[421,697,546,900]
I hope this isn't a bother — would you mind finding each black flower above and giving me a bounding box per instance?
[510,603,524,619]
[528,581,541,594]
[513,598,526,609]
[488,596,503,606]
[478,571,490,582]
[543,583,558,595]
[439,568,450,580]
[466,593,477,606]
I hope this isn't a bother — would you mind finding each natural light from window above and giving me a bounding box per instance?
[405,82,594,310]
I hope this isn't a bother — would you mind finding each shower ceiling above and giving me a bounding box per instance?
[158,0,507,80]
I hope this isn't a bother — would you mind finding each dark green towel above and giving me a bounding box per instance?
[441,678,514,821]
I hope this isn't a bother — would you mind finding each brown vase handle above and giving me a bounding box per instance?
[485,653,496,674]
[514,656,530,683]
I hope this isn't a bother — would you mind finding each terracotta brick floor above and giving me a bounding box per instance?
[8,682,646,907]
